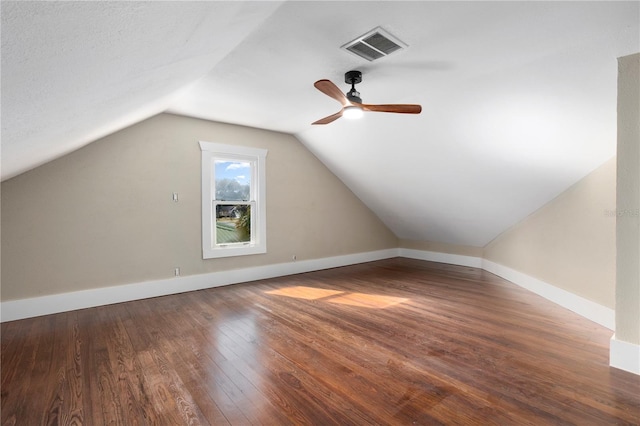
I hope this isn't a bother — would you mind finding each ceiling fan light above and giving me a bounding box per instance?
[343,106,364,120]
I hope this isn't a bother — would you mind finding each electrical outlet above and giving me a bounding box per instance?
[174,267,180,276]
[292,255,297,261]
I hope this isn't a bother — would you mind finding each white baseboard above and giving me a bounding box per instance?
[3,248,633,374]
[0,248,617,331]
[398,248,483,268]
[610,336,640,375]
[482,259,615,330]
[0,248,399,322]
[0,249,612,328]
[398,251,615,331]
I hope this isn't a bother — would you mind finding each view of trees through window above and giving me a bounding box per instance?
[214,160,252,244]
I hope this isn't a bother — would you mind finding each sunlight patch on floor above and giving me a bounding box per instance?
[328,293,409,309]
[265,286,343,300]
[265,286,408,308]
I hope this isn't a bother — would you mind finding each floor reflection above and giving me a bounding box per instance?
[200,312,270,420]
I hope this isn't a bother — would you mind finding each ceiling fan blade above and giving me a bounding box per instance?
[361,104,422,114]
[314,80,350,106]
[312,110,343,125]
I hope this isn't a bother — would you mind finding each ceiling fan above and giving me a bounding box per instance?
[312,70,422,125]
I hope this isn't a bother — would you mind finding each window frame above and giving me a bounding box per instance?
[199,141,267,259]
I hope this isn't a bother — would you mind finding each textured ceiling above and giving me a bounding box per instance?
[1,1,284,180]
[2,1,639,247]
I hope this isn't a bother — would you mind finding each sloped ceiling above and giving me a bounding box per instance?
[2,1,639,247]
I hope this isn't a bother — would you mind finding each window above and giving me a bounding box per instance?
[199,141,267,259]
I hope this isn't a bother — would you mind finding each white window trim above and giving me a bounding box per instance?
[199,141,267,259]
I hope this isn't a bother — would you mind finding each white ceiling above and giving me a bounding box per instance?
[2,1,639,247]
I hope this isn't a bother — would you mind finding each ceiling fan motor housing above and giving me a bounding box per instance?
[345,70,363,103]
[347,89,362,104]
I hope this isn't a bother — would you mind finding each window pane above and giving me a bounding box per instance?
[215,160,251,201]
[215,204,251,244]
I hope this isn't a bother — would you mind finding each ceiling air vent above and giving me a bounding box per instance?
[341,27,407,61]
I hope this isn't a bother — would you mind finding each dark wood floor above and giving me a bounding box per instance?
[2,258,639,425]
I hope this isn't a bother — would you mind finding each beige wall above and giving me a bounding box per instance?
[483,157,617,308]
[1,113,397,301]
[0,106,628,323]
[616,53,640,345]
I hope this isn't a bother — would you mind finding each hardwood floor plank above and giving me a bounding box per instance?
[247,296,468,424]
[251,280,537,424]
[90,317,127,424]
[40,312,85,425]
[2,317,54,425]
[215,292,388,425]
[2,258,639,425]
[183,296,296,425]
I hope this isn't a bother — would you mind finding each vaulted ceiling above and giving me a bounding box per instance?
[2,1,638,247]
